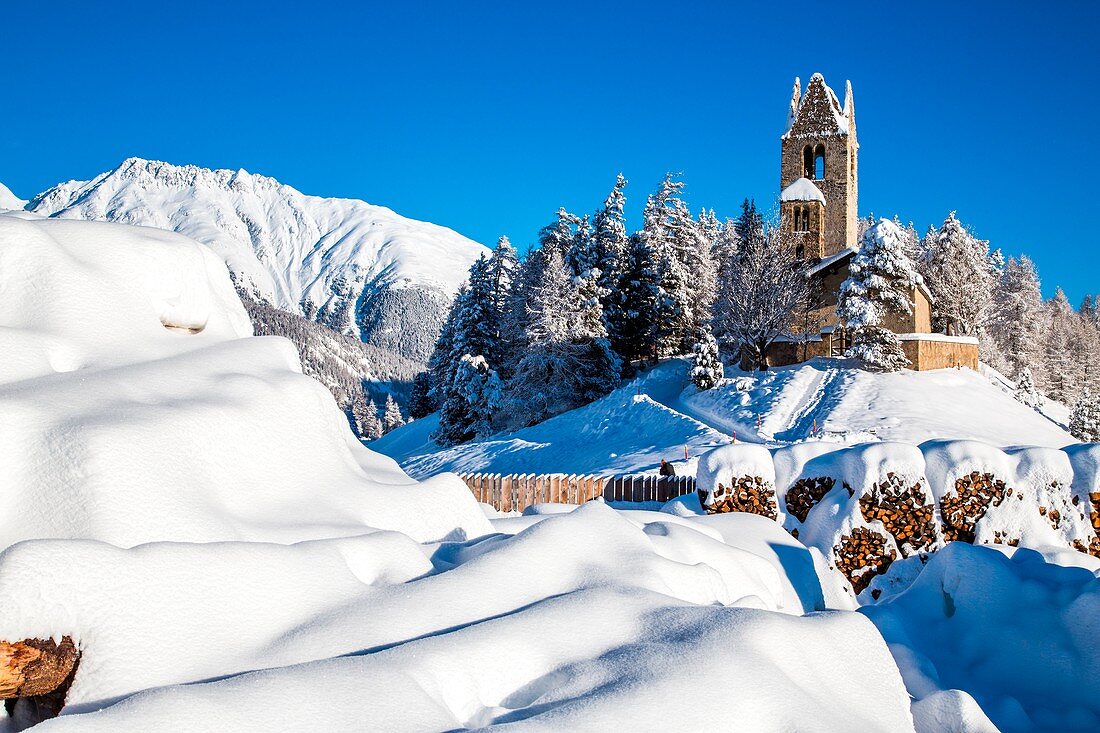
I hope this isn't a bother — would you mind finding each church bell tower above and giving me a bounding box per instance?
[779,73,858,259]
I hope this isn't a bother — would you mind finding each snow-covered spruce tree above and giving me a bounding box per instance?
[615,231,661,366]
[502,249,620,430]
[837,218,917,373]
[1015,366,1040,408]
[639,174,705,356]
[427,246,515,445]
[408,371,436,419]
[920,212,996,336]
[485,236,519,372]
[593,174,631,351]
[382,394,406,433]
[351,394,383,440]
[1069,389,1100,442]
[436,355,503,445]
[1042,288,1079,403]
[987,255,1044,379]
[690,328,723,390]
[712,201,807,371]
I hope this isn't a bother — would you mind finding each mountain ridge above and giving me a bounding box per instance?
[25,157,488,362]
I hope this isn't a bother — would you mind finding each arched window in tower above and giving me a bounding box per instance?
[813,144,826,180]
[803,145,814,178]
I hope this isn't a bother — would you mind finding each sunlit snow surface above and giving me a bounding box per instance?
[0,212,1095,733]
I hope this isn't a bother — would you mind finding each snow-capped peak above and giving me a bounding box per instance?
[27,158,490,361]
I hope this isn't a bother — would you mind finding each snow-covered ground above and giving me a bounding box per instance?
[18,160,489,361]
[376,358,1076,478]
[0,212,1094,733]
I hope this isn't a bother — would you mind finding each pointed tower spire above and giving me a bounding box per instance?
[786,77,801,132]
[844,80,855,129]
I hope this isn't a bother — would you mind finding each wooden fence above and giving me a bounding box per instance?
[458,473,697,513]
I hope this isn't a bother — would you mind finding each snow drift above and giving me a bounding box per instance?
[25,158,489,361]
[0,212,487,547]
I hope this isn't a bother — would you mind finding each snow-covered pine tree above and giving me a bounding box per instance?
[485,236,519,374]
[921,212,996,336]
[538,208,580,261]
[712,202,807,370]
[1069,389,1100,442]
[436,355,504,445]
[616,231,661,366]
[382,394,406,433]
[408,371,435,419]
[1042,288,1079,403]
[593,174,631,352]
[640,175,694,356]
[351,394,383,440]
[565,214,596,278]
[690,328,723,390]
[837,218,917,372]
[1014,366,1040,408]
[502,248,620,429]
[987,255,1044,379]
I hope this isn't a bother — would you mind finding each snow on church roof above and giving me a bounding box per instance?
[781,177,825,204]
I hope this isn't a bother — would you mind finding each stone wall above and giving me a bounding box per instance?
[899,336,979,370]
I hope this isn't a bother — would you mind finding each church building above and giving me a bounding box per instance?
[767,73,979,371]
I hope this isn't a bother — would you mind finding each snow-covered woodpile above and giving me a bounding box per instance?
[784,476,835,522]
[858,473,938,555]
[699,476,778,519]
[939,472,1009,543]
[695,441,1100,595]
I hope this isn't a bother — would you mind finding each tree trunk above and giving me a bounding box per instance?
[0,637,78,699]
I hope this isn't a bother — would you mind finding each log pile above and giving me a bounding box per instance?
[833,527,897,595]
[699,476,778,519]
[858,473,938,556]
[785,476,835,522]
[939,471,1009,543]
[1091,492,1100,536]
[0,636,78,727]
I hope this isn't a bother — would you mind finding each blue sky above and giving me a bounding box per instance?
[2,1,1097,302]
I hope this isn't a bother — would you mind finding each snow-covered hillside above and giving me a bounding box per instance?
[25,158,488,361]
[375,358,1076,477]
[0,182,26,210]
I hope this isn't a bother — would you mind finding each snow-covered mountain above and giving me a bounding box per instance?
[26,158,488,361]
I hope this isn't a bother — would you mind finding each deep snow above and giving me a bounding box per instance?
[0,212,1095,733]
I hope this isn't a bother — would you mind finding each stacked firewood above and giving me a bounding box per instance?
[833,527,897,595]
[699,476,778,519]
[785,476,835,522]
[939,471,1009,543]
[1090,492,1100,535]
[0,636,78,727]
[858,473,938,556]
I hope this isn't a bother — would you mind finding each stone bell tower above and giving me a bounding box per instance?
[779,73,858,258]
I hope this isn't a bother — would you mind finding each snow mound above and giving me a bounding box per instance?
[0,213,488,547]
[9,505,913,731]
[863,543,1100,733]
[27,158,489,361]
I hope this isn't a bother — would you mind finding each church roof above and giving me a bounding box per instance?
[781,177,825,203]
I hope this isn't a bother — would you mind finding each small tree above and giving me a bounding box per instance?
[837,219,916,372]
[690,329,724,390]
[1069,389,1100,442]
[382,394,406,433]
[1014,366,1040,408]
[351,394,383,440]
[713,214,808,371]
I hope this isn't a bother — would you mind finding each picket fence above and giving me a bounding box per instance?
[458,473,697,513]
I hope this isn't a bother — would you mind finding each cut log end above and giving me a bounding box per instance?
[0,636,78,699]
